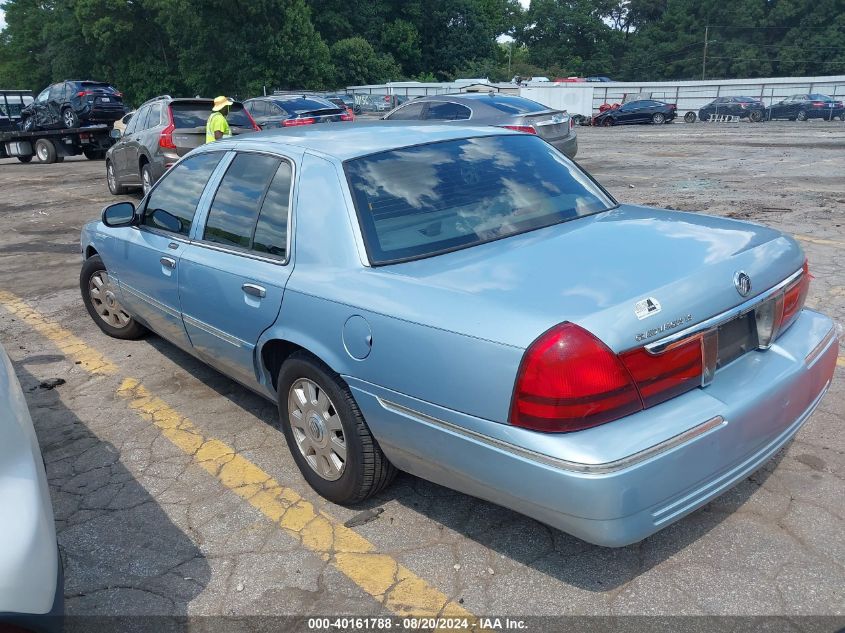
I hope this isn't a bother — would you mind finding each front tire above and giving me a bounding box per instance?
[106,160,129,195]
[277,352,396,504]
[80,255,146,339]
[684,111,696,123]
[141,163,154,195]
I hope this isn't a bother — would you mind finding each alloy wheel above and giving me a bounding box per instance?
[142,168,152,195]
[287,378,347,481]
[88,271,131,329]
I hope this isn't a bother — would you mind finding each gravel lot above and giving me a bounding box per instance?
[0,120,843,628]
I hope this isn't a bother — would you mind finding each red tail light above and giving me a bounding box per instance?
[777,259,810,333]
[811,101,825,108]
[283,117,315,127]
[501,125,537,134]
[77,90,94,97]
[510,323,643,432]
[159,106,176,150]
[619,337,703,408]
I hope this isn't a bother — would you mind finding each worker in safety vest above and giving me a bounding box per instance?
[206,96,233,143]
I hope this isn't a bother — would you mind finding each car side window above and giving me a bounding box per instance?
[36,88,50,103]
[386,102,425,120]
[142,152,224,237]
[425,102,471,121]
[203,153,282,249]
[133,105,150,132]
[48,84,63,102]
[252,161,293,259]
[145,102,162,129]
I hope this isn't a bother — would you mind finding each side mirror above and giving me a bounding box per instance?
[102,201,136,227]
[110,128,122,139]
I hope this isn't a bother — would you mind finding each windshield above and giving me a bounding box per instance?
[345,134,616,265]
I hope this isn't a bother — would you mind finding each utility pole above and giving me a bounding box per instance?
[507,41,513,76]
[702,25,709,80]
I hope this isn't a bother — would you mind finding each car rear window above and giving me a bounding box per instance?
[170,103,252,128]
[275,98,339,114]
[345,134,615,265]
[808,94,833,101]
[78,82,118,93]
[479,96,546,115]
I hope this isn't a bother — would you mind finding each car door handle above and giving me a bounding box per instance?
[242,283,266,298]
[160,256,176,269]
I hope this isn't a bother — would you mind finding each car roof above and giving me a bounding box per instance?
[207,121,516,161]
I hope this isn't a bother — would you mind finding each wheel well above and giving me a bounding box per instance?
[139,154,149,170]
[262,339,306,389]
[84,246,99,259]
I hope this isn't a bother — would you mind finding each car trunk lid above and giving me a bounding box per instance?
[515,109,571,141]
[375,204,805,353]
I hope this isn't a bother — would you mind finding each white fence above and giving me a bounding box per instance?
[347,75,845,117]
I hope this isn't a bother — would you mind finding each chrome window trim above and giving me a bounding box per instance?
[182,314,250,349]
[644,267,803,354]
[193,149,296,266]
[377,397,726,475]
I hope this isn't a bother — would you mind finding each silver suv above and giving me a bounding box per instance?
[105,96,258,195]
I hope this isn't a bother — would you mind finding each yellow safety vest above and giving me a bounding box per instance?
[206,111,231,143]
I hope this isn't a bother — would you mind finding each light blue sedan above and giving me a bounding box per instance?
[80,123,838,547]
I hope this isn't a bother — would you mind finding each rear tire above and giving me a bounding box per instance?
[80,255,146,340]
[277,352,397,504]
[106,160,129,195]
[141,163,154,195]
[62,108,80,129]
[17,155,33,163]
[749,110,763,123]
[796,110,808,121]
[34,138,57,164]
[652,112,666,124]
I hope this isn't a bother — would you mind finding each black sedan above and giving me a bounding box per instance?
[695,96,766,122]
[593,99,677,126]
[243,95,352,129]
[20,80,126,131]
[767,94,845,121]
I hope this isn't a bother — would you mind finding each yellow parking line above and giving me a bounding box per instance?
[795,234,845,248]
[837,356,845,368]
[0,292,474,622]
[0,290,118,375]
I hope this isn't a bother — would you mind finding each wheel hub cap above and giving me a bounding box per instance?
[288,378,346,481]
[88,271,131,329]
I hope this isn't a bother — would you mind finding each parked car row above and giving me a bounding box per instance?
[684,93,844,123]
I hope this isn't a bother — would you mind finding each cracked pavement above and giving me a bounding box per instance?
[0,120,843,620]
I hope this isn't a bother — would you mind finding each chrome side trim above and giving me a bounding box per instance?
[804,326,837,367]
[377,397,727,475]
[121,284,180,320]
[645,267,803,353]
[182,314,250,349]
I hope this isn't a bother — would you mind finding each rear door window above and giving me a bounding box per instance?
[203,153,282,249]
[142,152,224,237]
[386,102,425,120]
[425,102,471,121]
[252,162,293,259]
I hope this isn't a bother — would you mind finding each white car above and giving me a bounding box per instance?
[0,343,63,629]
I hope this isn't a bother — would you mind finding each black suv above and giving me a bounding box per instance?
[20,80,127,131]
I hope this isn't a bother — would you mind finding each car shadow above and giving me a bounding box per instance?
[12,361,212,618]
[141,333,783,593]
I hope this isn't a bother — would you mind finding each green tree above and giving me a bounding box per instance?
[329,37,401,86]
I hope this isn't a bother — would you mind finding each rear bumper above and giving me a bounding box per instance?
[550,134,578,159]
[0,549,63,633]
[350,309,837,547]
[807,108,845,119]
